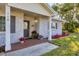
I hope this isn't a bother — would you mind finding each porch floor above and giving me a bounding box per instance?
[11,39,48,51]
[5,42,58,56]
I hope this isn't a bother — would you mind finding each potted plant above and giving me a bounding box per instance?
[31,30,39,39]
[19,37,26,43]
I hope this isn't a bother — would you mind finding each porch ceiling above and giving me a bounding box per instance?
[9,3,51,16]
[0,4,50,18]
[11,7,49,18]
[0,3,5,6]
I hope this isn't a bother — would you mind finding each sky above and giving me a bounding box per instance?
[48,3,54,7]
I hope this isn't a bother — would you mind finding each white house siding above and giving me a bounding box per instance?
[11,9,24,43]
[57,22,62,35]
[38,17,49,38]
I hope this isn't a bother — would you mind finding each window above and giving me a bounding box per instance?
[0,16,16,33]
[0,16,5,31]
[51,22,57,29]
[10,16,16,33]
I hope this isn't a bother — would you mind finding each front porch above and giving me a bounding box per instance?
[5,41,58,56]
[0,39,48,53]
[11,39,48,51]
[0,4,52,52]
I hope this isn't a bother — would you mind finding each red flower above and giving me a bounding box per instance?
[19,37,26,41]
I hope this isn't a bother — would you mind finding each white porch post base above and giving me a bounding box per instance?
[48,17,52,41]
[5,4,11,51]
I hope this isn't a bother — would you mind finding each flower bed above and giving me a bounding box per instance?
[52,34,69,39]
[52,31,69,39]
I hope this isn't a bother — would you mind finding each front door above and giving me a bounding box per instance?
[24,20,29,37]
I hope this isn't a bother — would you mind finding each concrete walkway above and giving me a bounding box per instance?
[4,42,58,56]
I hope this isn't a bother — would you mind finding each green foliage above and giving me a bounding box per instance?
[42,33,79,56]
[63,21,76,32]
[52,3,79,33]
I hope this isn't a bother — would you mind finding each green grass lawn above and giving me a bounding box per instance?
[42,33,79,56]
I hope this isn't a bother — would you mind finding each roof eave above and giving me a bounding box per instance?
[40,3,53,15]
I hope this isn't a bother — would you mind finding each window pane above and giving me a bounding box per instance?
[10,16,15,33]
[51,22,57,29]
[0,16,5,31]
[0,16,16,32]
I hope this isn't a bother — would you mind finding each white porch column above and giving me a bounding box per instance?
[5,4,11,51]
[48,17,52,41]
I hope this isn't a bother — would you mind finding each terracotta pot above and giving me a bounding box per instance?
[20,41,24,44]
